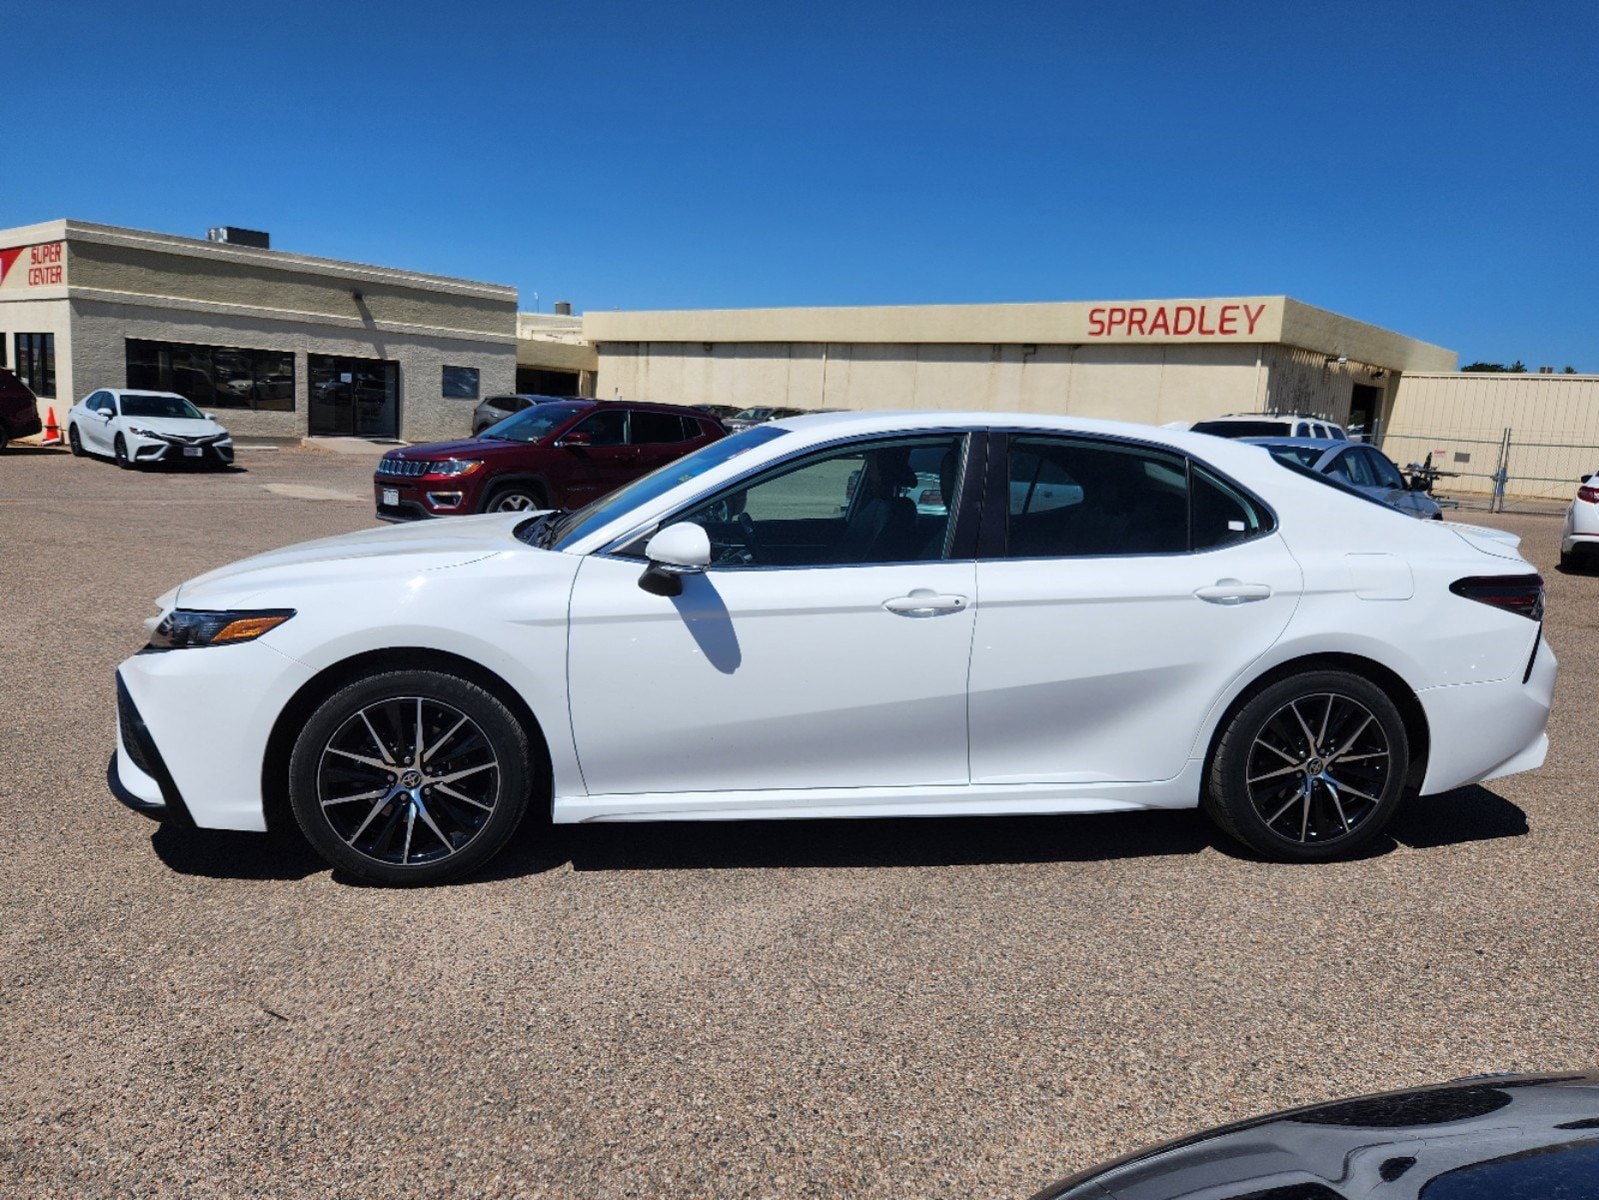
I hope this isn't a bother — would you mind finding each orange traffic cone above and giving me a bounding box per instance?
[41,407,61,445]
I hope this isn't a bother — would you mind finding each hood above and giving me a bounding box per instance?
[175,513,539,608]
[388,438,536,460]
[125,415,228,437]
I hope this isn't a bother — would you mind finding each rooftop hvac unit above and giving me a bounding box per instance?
[206,226,271,249]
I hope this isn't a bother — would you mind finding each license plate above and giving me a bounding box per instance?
[382,488,399,506]
[183,446,203,457]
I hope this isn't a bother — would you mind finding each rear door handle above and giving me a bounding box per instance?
[1194,579,1273,605]
[883,589,969,616]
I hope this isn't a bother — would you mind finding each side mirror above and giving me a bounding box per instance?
[556,430,592,448]
[638,523,712,597]
[204,412,217,421]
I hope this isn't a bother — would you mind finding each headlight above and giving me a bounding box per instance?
[425,459,482,477]
[127,425,161,438]
[144,608,296,651]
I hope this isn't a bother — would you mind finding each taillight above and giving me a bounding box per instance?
[1450,574,1545,621]
[1577,485,1599,504]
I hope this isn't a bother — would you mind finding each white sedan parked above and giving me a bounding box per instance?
[1560,470,1599,570]
[111,412,1555,884]
[68,388,233,468]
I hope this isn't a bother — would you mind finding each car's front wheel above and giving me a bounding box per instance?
[483,483,545,513]
[68,424,85,457]
[288,669,535,885]
[1203,671,1409,861]
[114,434,132,469]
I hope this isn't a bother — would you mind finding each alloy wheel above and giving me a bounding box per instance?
[492,491,538,512]
[316,696,501,867]
[1245,692,1391,845]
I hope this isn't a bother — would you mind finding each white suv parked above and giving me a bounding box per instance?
[1190,413,1349,441]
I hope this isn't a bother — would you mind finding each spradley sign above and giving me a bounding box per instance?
[0,241,67,292]
[1086,300,1272,341]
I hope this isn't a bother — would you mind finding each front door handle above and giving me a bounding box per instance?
[883,588,969,616]
[1194,579,1273,605]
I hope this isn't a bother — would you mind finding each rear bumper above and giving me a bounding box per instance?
[7,408,43,439]
[1417,632,1556,794]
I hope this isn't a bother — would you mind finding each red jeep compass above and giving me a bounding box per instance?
[374,399,726,520]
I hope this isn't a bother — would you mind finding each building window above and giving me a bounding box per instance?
[125,339,295,412]
[15,333,55,398]
[442,365,480,399]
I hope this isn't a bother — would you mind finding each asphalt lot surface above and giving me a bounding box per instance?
[3,443,1597,1199]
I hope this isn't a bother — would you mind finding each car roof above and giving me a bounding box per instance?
[109,389,189,400]
[1243,436,1352,450]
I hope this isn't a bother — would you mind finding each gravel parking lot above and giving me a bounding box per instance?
[3,444,1596,1199]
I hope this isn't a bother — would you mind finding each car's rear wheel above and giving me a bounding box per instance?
[288,669,534,885]
[68,424,84,457]
[1204,671,1409,861]
[484,483,545,513]
[114,434,132,469]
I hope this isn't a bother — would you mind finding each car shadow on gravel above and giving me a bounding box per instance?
[143,785,1528,884]
[151,826,324,881]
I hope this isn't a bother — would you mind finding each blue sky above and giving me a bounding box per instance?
[6,1,1595,366]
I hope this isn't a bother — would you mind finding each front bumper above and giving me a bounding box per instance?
[112,674,194,825]
[112,639,313,832]
[374,477,470,522]
[128,432,234,465]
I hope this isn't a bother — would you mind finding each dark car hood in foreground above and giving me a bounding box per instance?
[1033,1071,1599,1199]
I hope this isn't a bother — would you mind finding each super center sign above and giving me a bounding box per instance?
[1081,298,1276,342]
[0,241,66,291]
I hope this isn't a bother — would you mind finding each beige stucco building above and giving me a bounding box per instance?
[0,219,520,443]
[586,296,1458,435]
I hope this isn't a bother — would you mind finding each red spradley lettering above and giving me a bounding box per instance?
[1087,302,1266,338]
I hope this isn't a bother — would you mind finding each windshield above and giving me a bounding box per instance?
[1191,420,1286,438]
[540,425,789,550]
[732,408,770,421]
[121,394,205,420]
[480,402,586,443]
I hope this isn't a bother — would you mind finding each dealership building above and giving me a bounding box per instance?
[0,219,533,443]
[586,297,1458,437]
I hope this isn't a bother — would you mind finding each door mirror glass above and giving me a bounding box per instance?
[638,523,712,596]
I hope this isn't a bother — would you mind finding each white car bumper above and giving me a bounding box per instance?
[113,639,312,831]
[1417,631,1556,794]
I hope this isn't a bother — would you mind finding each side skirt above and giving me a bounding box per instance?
[553,761,1205,823]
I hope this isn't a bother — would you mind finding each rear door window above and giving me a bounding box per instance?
[629,411,691,444]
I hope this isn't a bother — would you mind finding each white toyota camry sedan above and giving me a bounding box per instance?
[69,388,234,468]
[111,412,1555,884]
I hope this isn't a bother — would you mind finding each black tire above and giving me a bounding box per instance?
[68,424,84,457]
[288,669,536,885]
[482,482,546,514]
[114,434,132,469]
[0,426,9,453]
[1203,670,1409,861]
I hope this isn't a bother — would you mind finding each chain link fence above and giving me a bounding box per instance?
[1379,429,1599,515]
